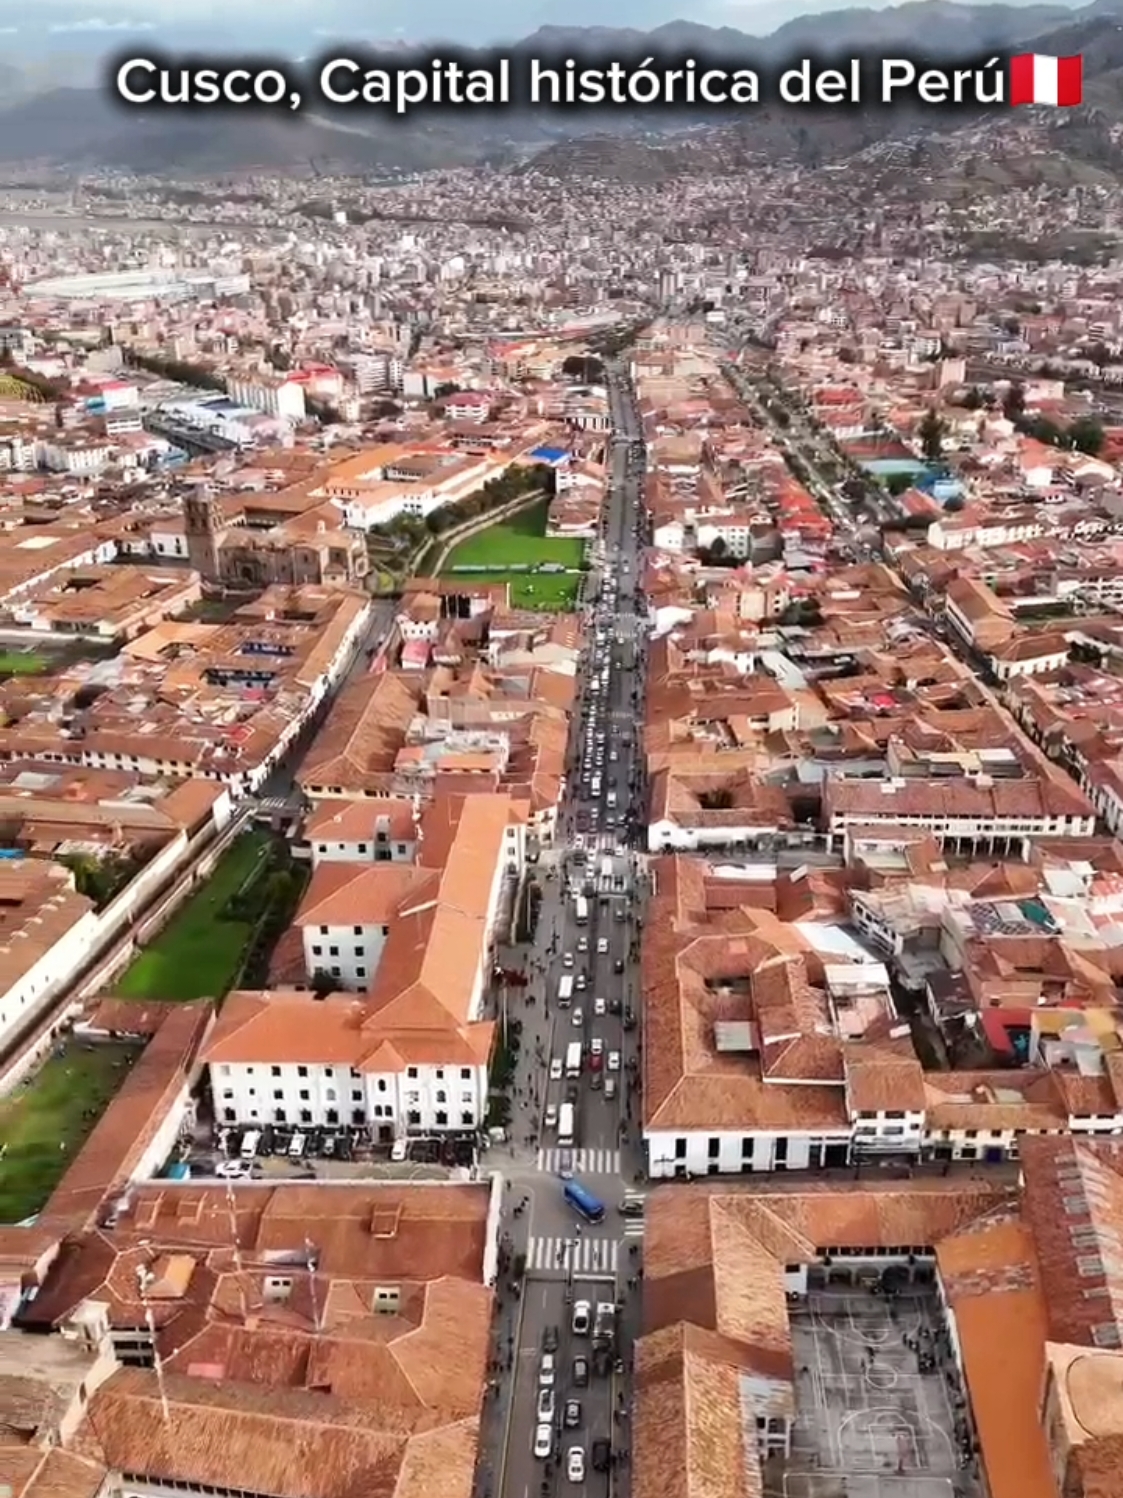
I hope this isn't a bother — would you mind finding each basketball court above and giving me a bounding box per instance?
[779,1289,975,1498]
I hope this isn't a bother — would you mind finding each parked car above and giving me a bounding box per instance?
[572,1300,592,1335]
[566,1447,586,1484]
[572,1356,589,1387]
[592,1439,612,1473]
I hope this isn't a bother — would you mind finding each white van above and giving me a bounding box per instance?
[240,1130,261,1161]
[288,1133,306,1158]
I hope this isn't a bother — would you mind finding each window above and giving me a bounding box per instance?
[436,1110,448,1126]
[407,1067,418,1079]
[271,1065,282,1077]
[353,925,362,936]
[460,1068,471,1079]
[461,1111,474,1125]
[297,1065,308,1078]
[374,1285,400,1314]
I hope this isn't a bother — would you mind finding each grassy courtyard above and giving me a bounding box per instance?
[0,1042,139,1224]
[440,500,585,609]
[0,651,48,677]
[116,832,271,1002]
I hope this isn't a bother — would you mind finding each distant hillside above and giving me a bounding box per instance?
[3,0,1123,175]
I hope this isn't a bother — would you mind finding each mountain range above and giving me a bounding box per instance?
[1,0,1122,175]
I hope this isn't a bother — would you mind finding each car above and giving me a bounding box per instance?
[566,1447,586,1484]
[577,935,589,953]
[593,996,606,1016]
[542,1326,560,1354]
[563,952,574,968]
[564,1399,582,1429]
[539,1353,556,1387]
[215,1160,250,1179]
[609,995,623,1013]
[591,1440,612,1474]
[545,1104,559,1129]
[572,1300,592,1335]
[534,1425,554,1460]
[590,1070,603,1089]
[536,1387,556,1423]
[596,937,609,954]
[604,1077,617,1099]
[572,1355,589,1386]
[619,1195,644,1217]
[575,973,588,991]
[572,1008,585,1027]
[550,1057,563,1081]
[614,958,625,974]
[623,1007,637,1030]
[557,1148,575,1179]
[590,1038,604,1057]
[607,1050,621,1072]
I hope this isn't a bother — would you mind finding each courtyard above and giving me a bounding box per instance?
[778,1289,975,1498]
[0,1041,139,1223]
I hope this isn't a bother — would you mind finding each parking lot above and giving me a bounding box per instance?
[784,1289,974,1498]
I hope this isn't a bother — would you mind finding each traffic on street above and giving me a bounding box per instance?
[483,362,650,1498]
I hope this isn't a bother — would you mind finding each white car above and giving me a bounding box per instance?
[545,1104,559,1129]
[567,1447,586,1484]
[572,1300,592,1335]
[572,1008,585,1028]
[607,1051,621,1072]
[577,936,589,953]
[590,1038,604,1057]
[216,1160,249,1179]
[537,1387,556,1423]
[596,937,609,954]
[539,1354,556,1388]
[550,1058,563,1081]
[534,1425,554,1460]
[563,952,575,969]
[593,997,607,1016]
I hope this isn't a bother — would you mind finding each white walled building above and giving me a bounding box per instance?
[204,794,518,1140]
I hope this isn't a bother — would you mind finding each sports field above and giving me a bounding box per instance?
[439,500,585,609]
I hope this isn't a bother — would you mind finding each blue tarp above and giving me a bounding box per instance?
[531,446,569,464]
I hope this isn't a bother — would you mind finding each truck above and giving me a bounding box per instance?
[575,895,589,926]
[565,1041,583,1078]
[558,975,574,1009]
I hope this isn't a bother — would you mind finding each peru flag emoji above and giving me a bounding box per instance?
[1009,53,1083,107]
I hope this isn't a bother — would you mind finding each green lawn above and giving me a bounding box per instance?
[116,833,269,1001]
[0,651,47,676]
[441,499,585,571]
[0,1042,139,1224]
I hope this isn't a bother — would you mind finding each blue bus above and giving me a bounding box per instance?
[564,1179,606,1223]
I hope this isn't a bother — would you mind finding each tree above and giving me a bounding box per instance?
[1002,382,1026,422]
[708,536,728,561]
[960,387,985,411]
[1069,416,1105,456]
[917,408,946,463]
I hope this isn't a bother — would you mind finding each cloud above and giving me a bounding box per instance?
[48,17,156,30]
[0,24,18,32]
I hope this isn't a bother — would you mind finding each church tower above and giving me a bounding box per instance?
[183,485,225,583]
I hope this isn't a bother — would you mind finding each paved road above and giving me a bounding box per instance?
[487,366,647,1498]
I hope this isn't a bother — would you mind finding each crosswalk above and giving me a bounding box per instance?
[527,1235,621,1275]
[536,1147,620,1175]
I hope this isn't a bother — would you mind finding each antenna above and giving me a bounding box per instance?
[305,1238,321,1332]
[223,1179,250,1321]
[135,1263,171,1428]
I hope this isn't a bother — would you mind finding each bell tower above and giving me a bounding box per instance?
[183,485,225,583]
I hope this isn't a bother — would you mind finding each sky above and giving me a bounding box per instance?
[2,0,1088,57]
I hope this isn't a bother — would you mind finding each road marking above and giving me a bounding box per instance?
[527,1234,620,1275]
[535,1147,621,1176]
